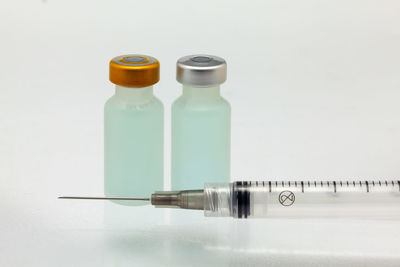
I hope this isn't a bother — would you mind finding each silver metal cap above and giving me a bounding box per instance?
[176,55,227,86]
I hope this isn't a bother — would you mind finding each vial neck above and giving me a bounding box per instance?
[182,85,221,100]
[114,85,154,104]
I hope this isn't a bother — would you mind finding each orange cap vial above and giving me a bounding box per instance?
[109,55,160,87]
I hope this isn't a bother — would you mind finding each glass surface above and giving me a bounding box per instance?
[171,85,231,190]
[104,85,163,205]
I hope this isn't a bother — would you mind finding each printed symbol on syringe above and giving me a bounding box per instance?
[279,191,295,206]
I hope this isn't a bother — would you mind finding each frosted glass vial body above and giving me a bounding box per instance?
[104,85,163,205]
[171,85,230,190]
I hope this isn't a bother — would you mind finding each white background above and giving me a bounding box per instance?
[1,0,400,266]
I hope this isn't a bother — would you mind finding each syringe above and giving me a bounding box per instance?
[59,180,400,219]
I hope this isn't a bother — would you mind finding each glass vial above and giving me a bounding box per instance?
[105,55,163,205]
[171,55,230,190]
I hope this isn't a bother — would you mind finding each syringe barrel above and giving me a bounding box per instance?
[204,181,400,219]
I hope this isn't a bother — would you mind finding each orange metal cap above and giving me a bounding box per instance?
[109,55,160,87]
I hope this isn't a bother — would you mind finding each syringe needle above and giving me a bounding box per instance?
[58,196,150,201]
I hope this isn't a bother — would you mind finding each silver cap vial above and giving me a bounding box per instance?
[176,55,227,86]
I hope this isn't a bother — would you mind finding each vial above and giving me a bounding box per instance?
[171,55,231,190]
[105,55,163,205]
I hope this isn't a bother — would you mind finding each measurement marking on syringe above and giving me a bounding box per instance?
[258,180,400,192]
